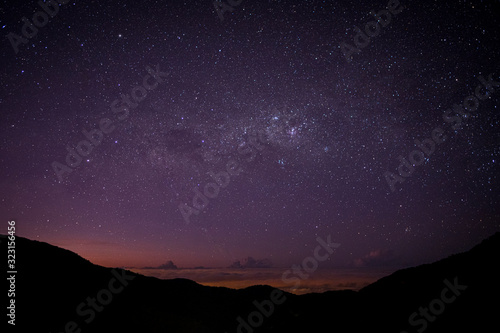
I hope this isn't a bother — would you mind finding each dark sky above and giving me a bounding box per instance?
[1,0,499,270]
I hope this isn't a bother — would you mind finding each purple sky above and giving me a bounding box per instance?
[1,0,499,275]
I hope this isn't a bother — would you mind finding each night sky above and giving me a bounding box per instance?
[1,0,499,284]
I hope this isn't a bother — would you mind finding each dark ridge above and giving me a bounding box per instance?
[2,232,499,332]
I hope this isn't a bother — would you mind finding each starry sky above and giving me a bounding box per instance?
[1,0,499,281]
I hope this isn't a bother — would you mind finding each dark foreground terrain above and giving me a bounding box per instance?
[2,233,499,333]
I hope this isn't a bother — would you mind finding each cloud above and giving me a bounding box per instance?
[228,256,273,268]
[353,249,395,267]
[337,282,358,288]
[129,267,389,294]
[143,260,178,270]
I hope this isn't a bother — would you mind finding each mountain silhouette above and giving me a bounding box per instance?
[1,233,499,333]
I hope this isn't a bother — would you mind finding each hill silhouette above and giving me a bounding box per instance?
[1,233,499,332]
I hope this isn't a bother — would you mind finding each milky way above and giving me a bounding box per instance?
[0,0,499,272]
